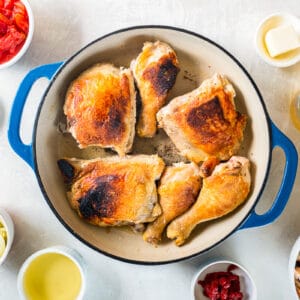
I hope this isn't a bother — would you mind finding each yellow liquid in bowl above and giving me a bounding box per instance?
[23,253,82,300]
[290,93,300,131]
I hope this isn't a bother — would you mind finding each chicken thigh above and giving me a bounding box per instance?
[57,155,165,227]
[64,63,136,156]
[167,156,251,246]
[143,162,201,245]
[157,74,247,176]
[131,41,179,137]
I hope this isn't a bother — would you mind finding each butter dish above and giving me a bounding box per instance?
[255,12,300,67]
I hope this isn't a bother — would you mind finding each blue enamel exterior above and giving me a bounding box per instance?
[7,62,63,168]
[8,62,298,229]
[240,121,298,229]
[5,26,299,264]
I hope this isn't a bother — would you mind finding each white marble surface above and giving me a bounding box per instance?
[0,0,300,299]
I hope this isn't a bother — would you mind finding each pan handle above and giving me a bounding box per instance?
[240,121,298,229]
[8,62,63,169]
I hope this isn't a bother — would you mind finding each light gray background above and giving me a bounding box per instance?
[0,0,300,299]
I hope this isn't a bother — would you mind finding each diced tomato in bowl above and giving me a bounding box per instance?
[191,260,257,300]
[0,0,33,68]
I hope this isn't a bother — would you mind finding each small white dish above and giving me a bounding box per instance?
[191,260,257,300]
[0,0,34,70]
[255,12,300,68]
[289,236,300,298]
[0,208,14,266]
[17,246,86,300]
[289,92,300,132]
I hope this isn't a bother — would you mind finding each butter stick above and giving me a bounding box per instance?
[265,24,300,57]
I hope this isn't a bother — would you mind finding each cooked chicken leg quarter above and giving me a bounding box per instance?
[167,156,251,246]
[143,162,201,245]
[131,41,179,137]
[64,63,136,156]
[157,73,247,174]
[57,155,165,227]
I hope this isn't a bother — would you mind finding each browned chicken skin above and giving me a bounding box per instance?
[167,156,251,246]
[57,155,165,227]
[64,63,136,156]
[143,162,202,245]
[157,74,247,175]
[131,41,179,137]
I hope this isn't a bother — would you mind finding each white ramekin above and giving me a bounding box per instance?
[0,208,14,266]
[255,12,300,68]
[0,0,34,70]
[17,246,86,300]
[289,237,300,299]
[191,259,257,300]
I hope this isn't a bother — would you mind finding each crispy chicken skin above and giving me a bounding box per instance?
[295,254,300,297]
[167,156,251,246]
[143,162,202,245]
[57,155,165,227]
[157,74,247,171]
[131,41,179,138]
[64,63,136,156]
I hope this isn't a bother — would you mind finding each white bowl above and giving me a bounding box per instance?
[0,208,14,266]
[289,236,300,298]
[0,0,34,70]
[17,246,86,300]
[191,260,257,300]
[255,12,300,68]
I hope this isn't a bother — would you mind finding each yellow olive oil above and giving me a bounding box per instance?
[0,221,7,257]
[290,93,300,131]
[23,253,82,300]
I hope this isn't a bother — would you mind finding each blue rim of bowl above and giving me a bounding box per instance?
[32,25,272,265]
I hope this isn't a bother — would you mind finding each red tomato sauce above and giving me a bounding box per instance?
[198,265,243,300]
[0,0,29,64]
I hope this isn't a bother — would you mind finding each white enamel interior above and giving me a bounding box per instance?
[34,27,270,263]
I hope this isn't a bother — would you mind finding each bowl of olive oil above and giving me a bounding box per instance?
[17,246,85,300]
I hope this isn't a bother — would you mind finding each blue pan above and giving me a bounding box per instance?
[8,26,298,264]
